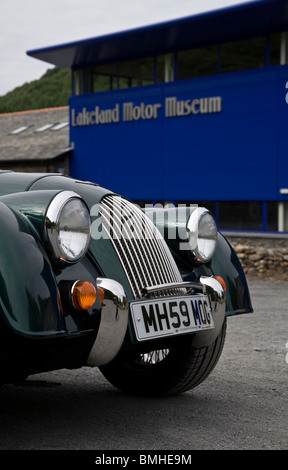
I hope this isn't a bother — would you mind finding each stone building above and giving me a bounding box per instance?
[0,106,71,174]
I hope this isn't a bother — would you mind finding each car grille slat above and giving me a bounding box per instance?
[100,199,154,291]
[99,195,183,298]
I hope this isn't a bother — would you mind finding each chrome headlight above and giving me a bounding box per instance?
[187,208,217,262]
[45,191,91,264]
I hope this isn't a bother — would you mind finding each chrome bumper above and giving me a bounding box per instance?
[87,275,226,366]
[191,276,226,347]
[87,278,129,366]
[142,276,226,348]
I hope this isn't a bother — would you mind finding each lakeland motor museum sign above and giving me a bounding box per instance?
[71,95,222,127]
[68,69,288,203]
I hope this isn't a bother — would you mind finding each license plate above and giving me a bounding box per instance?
[130,294,214,341]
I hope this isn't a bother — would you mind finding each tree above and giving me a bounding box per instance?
[0,67,71,113]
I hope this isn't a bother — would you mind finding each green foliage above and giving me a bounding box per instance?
[0,67,71,113]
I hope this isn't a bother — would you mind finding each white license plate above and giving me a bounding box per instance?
[130,294,214,341]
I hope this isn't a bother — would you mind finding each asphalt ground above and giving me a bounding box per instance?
[0,279,287,453]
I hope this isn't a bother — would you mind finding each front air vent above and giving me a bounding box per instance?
[99,195,183,299]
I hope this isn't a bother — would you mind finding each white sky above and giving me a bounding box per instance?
[0,0,254,96]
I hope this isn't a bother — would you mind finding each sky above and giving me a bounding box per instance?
[0,0,255,97]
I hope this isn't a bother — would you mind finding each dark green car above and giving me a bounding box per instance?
[0,170,252,396]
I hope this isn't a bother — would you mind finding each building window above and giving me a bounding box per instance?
[270,33,282,65]
[73,69,83,95]
[156,54,175,83]
[118,57,154,89]
[72,32,288,96]
[218,201,263,231]
[220,36,266,74]
[266,202,278,231]
[177,46,219,80]
[277,201,288,232]
[86,64,118,93]
[176,201,216,218]
[156,55,166,83]
[134,200,154,208]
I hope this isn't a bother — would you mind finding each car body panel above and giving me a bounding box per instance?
[185,233,253,317]
[0,171,253,386]
[0,200,64,337]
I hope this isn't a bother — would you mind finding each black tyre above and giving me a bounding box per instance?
[100,320,226,396]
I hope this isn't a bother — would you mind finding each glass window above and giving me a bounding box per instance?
[119,57,154,89]
[198,201,217,219]
[134,200,154,209]
[272,201,288,232]
[177,201,217,218]
[218,202,263,231]
[86,64,118,93]
[177,46,218,80]
[156,55,166,83]
[73,69,83,95]
[156,54,175,83]
[270,33,282,65]
[266,202,278,231]
[283,202,288,231]
[220,37,266,74]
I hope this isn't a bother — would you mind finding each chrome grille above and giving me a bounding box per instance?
[99,195,183,298]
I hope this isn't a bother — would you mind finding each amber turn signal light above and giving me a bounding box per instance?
[212,275,227,292]
[71,281,97,310]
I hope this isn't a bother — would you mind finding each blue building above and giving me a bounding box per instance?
[27,0,288,232]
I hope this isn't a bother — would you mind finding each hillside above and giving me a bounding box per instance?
[0,67,71,114]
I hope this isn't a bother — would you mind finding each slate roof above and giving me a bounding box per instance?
[0,107,72,162]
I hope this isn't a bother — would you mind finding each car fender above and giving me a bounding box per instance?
[143,206,252,317]
[186,232,253,316]
[0,201,64,337]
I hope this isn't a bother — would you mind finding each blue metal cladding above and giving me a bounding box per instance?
[69,65,288,202]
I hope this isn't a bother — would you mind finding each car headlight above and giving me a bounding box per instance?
[187,208,217,262]
[45,191,91,264]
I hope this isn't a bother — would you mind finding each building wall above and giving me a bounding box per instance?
[69,64,288,206]
[0,157,70,174]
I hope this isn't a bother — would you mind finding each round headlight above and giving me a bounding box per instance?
[45,191,91,264]
[187,208,217,262]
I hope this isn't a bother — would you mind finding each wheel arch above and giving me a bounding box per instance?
[0,201,64,338]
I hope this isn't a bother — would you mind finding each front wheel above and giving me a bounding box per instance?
[100,320,226,396]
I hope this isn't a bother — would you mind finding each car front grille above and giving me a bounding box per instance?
[99,195,183,299]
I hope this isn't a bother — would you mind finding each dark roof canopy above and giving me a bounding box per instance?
[27,0,288,69]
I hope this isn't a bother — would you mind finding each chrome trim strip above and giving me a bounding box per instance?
[142,281,205,296]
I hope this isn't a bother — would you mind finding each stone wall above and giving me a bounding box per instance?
[226,236,288,283]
